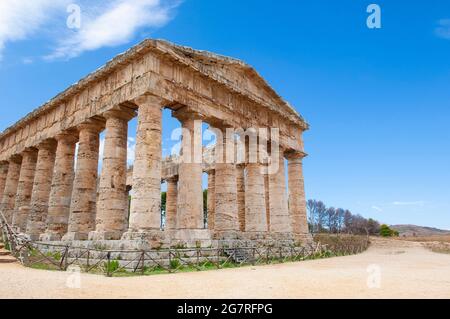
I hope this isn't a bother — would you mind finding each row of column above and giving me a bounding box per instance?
[161,122,308,239]
[0,95,308,241]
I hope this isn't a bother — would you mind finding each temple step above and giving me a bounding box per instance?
[0,254,16,264]
[0,250,11,256]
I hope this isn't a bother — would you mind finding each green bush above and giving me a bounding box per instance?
[380,224,398,237]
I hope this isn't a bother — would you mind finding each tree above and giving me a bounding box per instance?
[379,224,397,237]
[326,207,337,233]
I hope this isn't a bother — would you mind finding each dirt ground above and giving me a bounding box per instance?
[1,238,449,299]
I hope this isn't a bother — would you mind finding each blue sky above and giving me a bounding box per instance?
[0,0,449,229]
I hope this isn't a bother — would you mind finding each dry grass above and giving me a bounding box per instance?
[397,235,450,243]
[396,235,450,254]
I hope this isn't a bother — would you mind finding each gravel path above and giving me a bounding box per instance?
[1,238,449,299]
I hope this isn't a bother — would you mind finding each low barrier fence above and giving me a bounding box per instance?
[1,212,370,277]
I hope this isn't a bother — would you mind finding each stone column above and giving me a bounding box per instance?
[0,156,22,224]
[165,177,178,231]
[175,114,204,231]
[214,129,239,236]
[268,149,292,235]
[26,140,57,240]
[90,108,135,240]
[245,162,268,233]
[236,164,246,232]
[12,148,38,232]
[264,168,271,232]
[125,96,164,236]
[207,170,215,231]
[40,132,77,241]
[0,161,9,202]
[287,151,310,241]
[63,120,103,241]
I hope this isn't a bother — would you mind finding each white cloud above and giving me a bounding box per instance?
[392,201,425,207]
[0,0,180,61]
[47,0,180,60]
[0,0,68,59]
[435,19,450,40]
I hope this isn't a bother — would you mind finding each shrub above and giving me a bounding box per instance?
[380,224,398,237]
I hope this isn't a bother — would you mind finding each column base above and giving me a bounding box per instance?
[62,232,89,241]
[170,229,212,248]
[39,232,64,242]
[121,229,169,249]
[88,231,123,241]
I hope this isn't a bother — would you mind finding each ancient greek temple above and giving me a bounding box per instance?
[0,39,310,248]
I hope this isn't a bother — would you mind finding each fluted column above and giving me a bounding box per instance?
[12,148,38,232]
[125,96,164,235]
[26,140,57,240]
[245,162,268,233]
[175,114,204,230]
[207,170,215,231]
[165,177,178,230]
[0,161,9,202]
[268,149,292,234]
[287,151,309,240]
[40,132,77,241]
[0,156,22,224]
[63,120,103,241]
[90,108,135,240]
[214,129,239,236]
[236,164,246,232]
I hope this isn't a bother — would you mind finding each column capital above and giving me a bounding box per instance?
[55,130,79,144]
[77,118,105,133]
[36,139,57,152]
[9,154,23,164]
[21,147,38,155]
[133,94,166,108]
[165,176,179,183]
[285,150,308,160]
[103,106,136,121]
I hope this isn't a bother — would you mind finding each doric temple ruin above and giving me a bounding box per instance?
[0,39,310,249]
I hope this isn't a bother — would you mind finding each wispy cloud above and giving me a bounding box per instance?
[0,0,68,59]
[47,0,181,60]
[0,0,180,61]
[435,19,450,40]
[392,201,426,207]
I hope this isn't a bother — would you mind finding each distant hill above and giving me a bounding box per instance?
[391,225,450,237]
